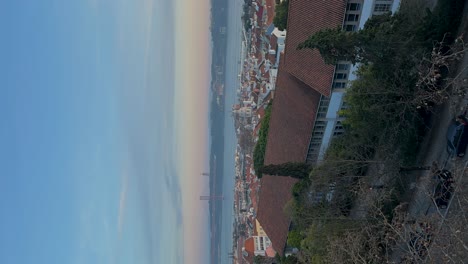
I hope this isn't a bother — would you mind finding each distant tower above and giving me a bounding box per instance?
[200,195,224,200]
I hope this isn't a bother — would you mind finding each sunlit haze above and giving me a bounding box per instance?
[0,0,211,263]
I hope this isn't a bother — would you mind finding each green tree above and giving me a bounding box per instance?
[297,27,361,64]
[287,230,303,249]
[260,162,312,179]
[253,102,273,175]
[253,255,275,264]
[273,0,289,31]
[297,13,423,65]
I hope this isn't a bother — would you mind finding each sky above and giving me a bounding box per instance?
[0,0,212,263]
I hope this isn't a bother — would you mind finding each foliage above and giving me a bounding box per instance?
[253,102,273,177]
[273,0,289,31]
[287,230,303,249]
[260,162,312,179]
[291,178,311,200]
[288,0,467,262]
[297,27,361,64]
[275,254,299,264]
[418,0,466,47]
[253,255,275,264]
[298,13,429,66]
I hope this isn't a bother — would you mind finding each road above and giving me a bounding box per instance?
[390,4,468,262]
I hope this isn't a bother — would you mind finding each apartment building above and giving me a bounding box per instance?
[305,0,401,163]
[255,0,402,256]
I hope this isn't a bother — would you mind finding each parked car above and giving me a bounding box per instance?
[446,116,468,157]
[435,169,452,181]
[432,180,453,209]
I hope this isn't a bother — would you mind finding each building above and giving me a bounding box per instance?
[279,0,400,163]
[241,219,276,264]
[256,65,321,255]
[255,0,401,256]
[253,219,276,257]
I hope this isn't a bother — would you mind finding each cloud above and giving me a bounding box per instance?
[117,167,129,237]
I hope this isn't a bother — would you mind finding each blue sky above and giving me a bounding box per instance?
[0,1,211,263]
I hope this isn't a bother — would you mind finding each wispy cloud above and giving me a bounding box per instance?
[117,167,129,237]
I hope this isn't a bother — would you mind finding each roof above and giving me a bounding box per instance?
[245,237,255,253]
[265,0,276,26]
[243,237,255,264]
[269,34,278,51]
[256,67,321,255]
[266,245,276,257]
[256,5,264,23]
[282,0,347,96]
[263,65,321,165]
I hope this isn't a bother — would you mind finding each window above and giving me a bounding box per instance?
[336,64,349,71]
[374,4,391,12]
[334,73,347,80]
[346,14,360,22]
[317,113,326,118]
[312,135,323,141]
[311,137,321,141]
[314,131,324,136]
[334,131,343,136]
[333,82,346,88]
[344,24,357,32]
[315,121,326,125]
[315,125,325,131]
[347,3,361,11]
[318,106,328,113]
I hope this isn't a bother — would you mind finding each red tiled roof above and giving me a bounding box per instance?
[260,64,266,74]
[243,237,255,264]
[269,34,278,51]
[256,5,264,22]
[263,70,270,80]
[282,0,347,96]
[265,0,276,26]
[256,67,321,255]
[245,237,255,253]
[257,106,265,119]
[264,64,321,165]
[253,122,261,137]
[266,245,276,257]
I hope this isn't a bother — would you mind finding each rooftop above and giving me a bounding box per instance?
[256,67,321,255]
[282,0,347,96]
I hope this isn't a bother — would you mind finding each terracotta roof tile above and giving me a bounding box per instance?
[264,67,321,165]
[283,0,346,96]
[256,5,264,22]
[265,0,276,26]
[266,245,276,257]
[256,68,321,255]
[269,34,278,51]
[243,237,255,264]
[245,237,255,253]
